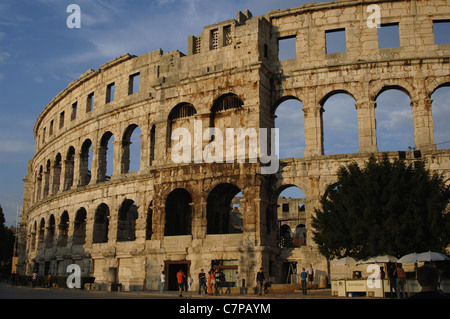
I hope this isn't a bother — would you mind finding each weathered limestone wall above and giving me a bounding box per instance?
[19,0,450,291]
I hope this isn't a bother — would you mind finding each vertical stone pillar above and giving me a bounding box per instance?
[355,100,378,153]
[303,104,323,157]
[411,97,436,151]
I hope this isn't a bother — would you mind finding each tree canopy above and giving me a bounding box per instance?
[312,155,450,261]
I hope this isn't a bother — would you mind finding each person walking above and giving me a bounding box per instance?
[307,264,314,287]
[234,271,241,288]
[177,269,186,297]
[395,264,407,299]
[256,268,265,295]
[31,271,38,288]
[198,269,207,295]
[387,263,397,298]
[159,271,166,293]
[300,268,308,295]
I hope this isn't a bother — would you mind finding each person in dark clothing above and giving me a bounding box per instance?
[256,268,265,295]
[409,265,449,299]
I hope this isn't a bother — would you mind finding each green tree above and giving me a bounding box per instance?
[312,155,450,261]
[0,205,15,275]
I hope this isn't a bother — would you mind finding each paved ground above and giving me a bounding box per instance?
[0,282,341,299]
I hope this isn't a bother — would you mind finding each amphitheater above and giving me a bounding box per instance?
[18,0,450,291]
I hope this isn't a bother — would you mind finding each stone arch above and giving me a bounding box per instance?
[210,93,244,137]
[431,83,450,149]
[43,159,51,198]
[98,131,114,182]
[164,188,192,236]
[52,153,62,194]
[146,200,153,240]
[64,146,75,190]
[273,96,305,159]
[37,217,45,250]
[375,86,414,151]
[93,203,110,243]
[121,124,141,174]
[206,183,243,234]
[167,102,197,148]
[79,139,93,186]
[73,207,87,245]
[30,221,37,251]
[46,214,55,248]
[320,90,358,155]
[58,211,69,246]
[117,199,138,241]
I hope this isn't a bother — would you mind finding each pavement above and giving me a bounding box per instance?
[0,281,340,299]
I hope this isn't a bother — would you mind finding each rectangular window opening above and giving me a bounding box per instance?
[278,36,297,61]
[433,20,450,45]
[106,82,115,103]
[378,23,400,49]
[325,28,346,54]
[71,102,77,121]
[129,73,140,95]
[49,120,54,136]
[210,29,219,50]
[86,92,94,113]
[59,111,65,129]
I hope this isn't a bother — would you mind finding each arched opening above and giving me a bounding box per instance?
[52,153,62,194]
[150,125,156,166]
[98,131,114,182]
[146,201,153,240]
[79,139,93,186]
[37,218,45,250]
[167,103,197,148]
[276,185,306,248]
[93,203,109,243]
[165,188,192,236]
[46,214,55,248]
[36,166,43,201]
[431,85,450,150]
[375,88,413,151]
[321,91,358,155]
[274,97,305,159]
[73,207,87,245]
[210,94,243,139]
[31,221,37,250]
[122,125,141,173]
[64,146,75,190]
[58,211,69,246]
[43,160,51,198]
[207,183,243,234]
[117,199,138,241]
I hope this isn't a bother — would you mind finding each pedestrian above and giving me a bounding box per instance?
[395,263,406,299]
[198,269,207,295]
[31,271,38,288]
[234,271,241,288]
[300,267,308,295]
[409,265,449,299]
[47,273,53,288]
[207,270,214,295]
[214,268,221,295]
[387,263,397,298]
[159,271,166,293]
[188,274,193,294]
[177,269,186,297]
[379,266,386,279]
[256,267,265,295]
[307,264,314,286]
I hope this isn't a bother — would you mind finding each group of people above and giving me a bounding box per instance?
[386,263,448,299]
[385,263,408,298]
[299,264,315,295]
[159,268,237,297]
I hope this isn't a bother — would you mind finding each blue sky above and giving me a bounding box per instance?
[0,0,449,226]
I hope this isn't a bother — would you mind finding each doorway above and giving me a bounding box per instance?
[165,261,190,291]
